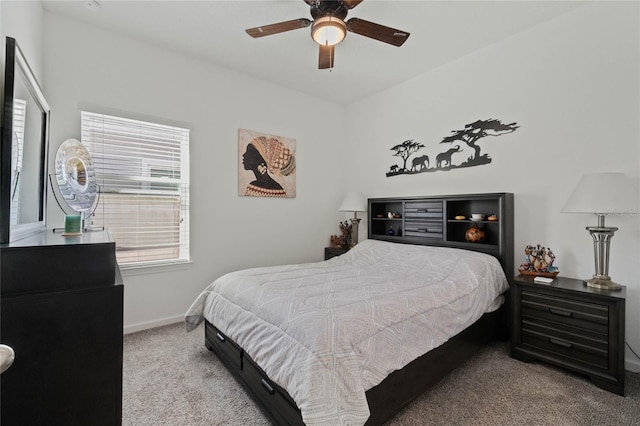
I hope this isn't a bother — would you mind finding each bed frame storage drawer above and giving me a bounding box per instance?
[204,321,303,426]
[205,322,242,370]
[242,354,303,426]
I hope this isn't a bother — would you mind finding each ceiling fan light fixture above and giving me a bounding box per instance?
[311,17,346,46]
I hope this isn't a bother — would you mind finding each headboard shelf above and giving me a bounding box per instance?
[368,193,514,278]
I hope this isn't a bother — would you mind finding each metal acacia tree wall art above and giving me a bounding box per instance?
[386,119,519,177]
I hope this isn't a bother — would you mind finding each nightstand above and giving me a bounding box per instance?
[324,247,349,260]
[510,275,626,395]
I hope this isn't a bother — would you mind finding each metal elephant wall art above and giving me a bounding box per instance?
[386,118,519,177]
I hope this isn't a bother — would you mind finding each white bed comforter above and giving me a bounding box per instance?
[185,239,509,425]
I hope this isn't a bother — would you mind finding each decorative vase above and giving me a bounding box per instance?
[465,223,485,243]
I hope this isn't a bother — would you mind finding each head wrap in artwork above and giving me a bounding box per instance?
[249,136,296,176]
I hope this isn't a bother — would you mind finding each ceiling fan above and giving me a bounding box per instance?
[245,0,410,70]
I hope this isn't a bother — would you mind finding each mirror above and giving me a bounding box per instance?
[1,37,50,243]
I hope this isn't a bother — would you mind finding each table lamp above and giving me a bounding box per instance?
[339,191,367,246]
[561,172,639,290]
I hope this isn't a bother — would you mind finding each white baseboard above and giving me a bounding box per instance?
[124,315,184,335]
[625,357,640,373]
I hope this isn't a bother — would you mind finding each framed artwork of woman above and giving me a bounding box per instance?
[238,129,296,198]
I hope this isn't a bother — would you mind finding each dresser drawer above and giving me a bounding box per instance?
[521,291,608,333]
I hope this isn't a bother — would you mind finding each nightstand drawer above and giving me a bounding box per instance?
[521,291,608,332]
[522,319,608,368]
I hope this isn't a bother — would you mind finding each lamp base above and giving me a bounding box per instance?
[584,277,623,291]
[349,217,362,247]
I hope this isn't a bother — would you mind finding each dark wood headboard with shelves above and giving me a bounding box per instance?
[368,193,514,279]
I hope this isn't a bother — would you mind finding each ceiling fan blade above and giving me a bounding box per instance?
[346,18,410,47]
[343,0,364,9]
[318,44,335,69]
[246,19,311,38]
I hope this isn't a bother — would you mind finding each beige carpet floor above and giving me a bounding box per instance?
[123,322,640,425]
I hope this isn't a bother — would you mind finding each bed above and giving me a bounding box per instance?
[185,193,514,425]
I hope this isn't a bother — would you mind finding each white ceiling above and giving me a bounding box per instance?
[41,0,585,105]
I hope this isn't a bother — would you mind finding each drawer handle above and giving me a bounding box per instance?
[549,338,573,348]
[216,332,225,342]
[549,308,573,318]
[261,378,275,395]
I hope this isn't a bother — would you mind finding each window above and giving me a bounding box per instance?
[10,99,27,224]
[81,111,189,267]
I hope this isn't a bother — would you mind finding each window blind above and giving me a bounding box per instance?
[81,111,190,266]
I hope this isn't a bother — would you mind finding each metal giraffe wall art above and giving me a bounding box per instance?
[386,118,519,177]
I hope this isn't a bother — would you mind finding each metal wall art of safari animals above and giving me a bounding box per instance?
[386,118,519,177]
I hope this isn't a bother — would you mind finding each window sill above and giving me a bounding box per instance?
[119,259,192,277]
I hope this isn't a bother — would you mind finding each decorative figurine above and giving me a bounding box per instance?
[338,221,353,248]
[329,235,342,248]
[518,244,559,277]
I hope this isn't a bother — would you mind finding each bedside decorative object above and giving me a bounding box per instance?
[329,235,342,248]
[561,172,639,290]
[487,214,498,221]
[454,215,466,220]
[339,191,367,246]
[338,220,352,248]
[518,244,559,277]
[465,223,485,242]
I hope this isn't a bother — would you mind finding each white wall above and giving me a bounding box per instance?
[0,1,45,116]
[345,2,640,370]
[42,13,348,333]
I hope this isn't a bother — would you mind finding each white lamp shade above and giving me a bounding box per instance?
[339,191,367,212]
[562,172,640,214]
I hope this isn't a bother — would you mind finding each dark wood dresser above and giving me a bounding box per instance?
[510,275,625,395]
[1,230,123,425]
